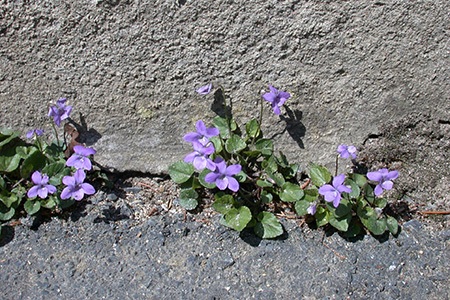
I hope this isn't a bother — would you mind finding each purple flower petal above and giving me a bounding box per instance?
[367,171,383,182]
[27,186,39,198]
[225,164,242,176]
[332,174,346,187]
[227,177,239,192]
[196,83,212,95]
[31,171,42,185]
[81,183,96,195]
[215,177,228,190]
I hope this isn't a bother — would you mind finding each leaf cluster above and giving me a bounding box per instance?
[298,165,398,237]
[170,116,399,239]
[170,116,303,239]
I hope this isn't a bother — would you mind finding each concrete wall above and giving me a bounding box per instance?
[1,0,448,173]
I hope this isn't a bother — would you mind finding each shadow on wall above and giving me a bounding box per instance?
[272,105,306,149]
[68,113,102,146]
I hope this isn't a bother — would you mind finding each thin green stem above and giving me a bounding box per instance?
[51,122,60,149]
[335,155,339,177]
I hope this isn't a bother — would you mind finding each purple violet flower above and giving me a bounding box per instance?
[184,120,220,146]
[27,171,57,199]
[318,174,352,208]
[26,129,44,139]
[48,98,72,127]
[337,144,357,159]
[366,168,399,196]
[262,85,291,115]
[66,145,96,170]
[60,169,96,201]
[307,203,317,215]
[184,142,216,171]
[196,83,213,95]
[205,157,242,192]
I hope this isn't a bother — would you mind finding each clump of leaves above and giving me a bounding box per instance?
[0,98,106,235]
[169,84,400,239]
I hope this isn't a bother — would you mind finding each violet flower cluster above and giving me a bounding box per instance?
[183,120,242,192]
[318,174,352,208]
[27,98,97,202]
[367,168,399,196]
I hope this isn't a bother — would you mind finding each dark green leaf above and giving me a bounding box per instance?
[260,190,273,204]
[0,205,15,221]
[0,146,21,173]
[255,139,273,156]
[268,172,285,187]
[42,161,67,177]
[254,212,283,239]
[329,214,351,232]
[257,179,273,188]
[179,189,199,210]
[213,116,231,139]
[279,182,304,202]
[352,173,368,187]
[345,178,360,199]
[262,155,278,174]
[212,193,237,214]
[275,151,289,168]
[309,164,331,187]
[0,192,19,208]
[374,197,387,209]
[0,128,20,149]
[20,149,47,179]
[224,206,252,231]
[24,200,41,215]
[363,184,375,205]
[235,170,247,183]
[294,199,311,216]
[15,146,36,159]
[41,197,57,209]
[302,188,319,202]
[315,206,330,227]
[358,206,387,235]
[225,134,246,153]
[386,216,399,235]
[334,198,352,218]
[245,119,260,138]
[168,161,195,184]
[209,136,223,153]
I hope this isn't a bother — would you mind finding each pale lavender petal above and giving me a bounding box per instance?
[27,186,39,198]
[72,188,85,201]
[195,120,207,135]
[74,145,96,156]
[272,105,281,115]
[82,158,92,170]
[37,187,48,199]
[62,175,76,186]
[40,175,49,185]
[225,164,241,176]
[215,177,228,190]
[60,187,72,199]
[381,181,394,191]
[193,156,207,170]
[227,177,239,192]
[374,185,383,196]
[183,132,201,143]
[26,130,34,139]
[205,127,219,137]
[184,152,197,163]
[81,183,96,195]
[268,85,278,94]
[46,184,57,194]
[66,155,79,167]
[205,172,220,184]
[338,185,352,194]
[367,171,383,182]
[206,159,216,171]
[324,191,339,204]
[196,83,212,95]
[386,170,399,181]
[319,184,335,195]
[263,92,276,103]
[332,194,341,208]
[332,174,346,187]
[307,203,317,215]
[31,171,42,185]
[279,91,291,100]
[74,169,86,184]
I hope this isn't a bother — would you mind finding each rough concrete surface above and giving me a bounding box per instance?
[1,0,448,173]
